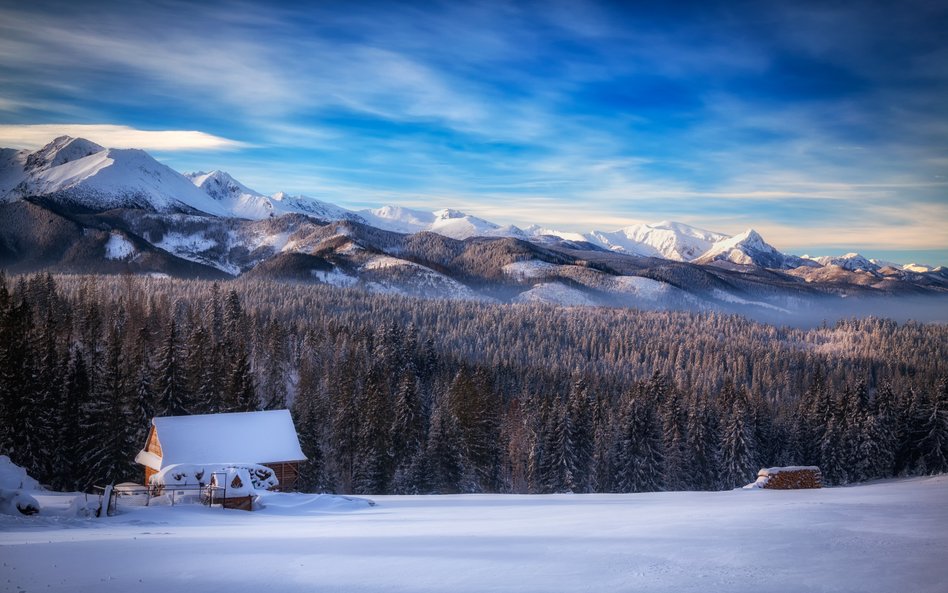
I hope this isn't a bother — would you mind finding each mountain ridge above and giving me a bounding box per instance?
[1,136,945,321]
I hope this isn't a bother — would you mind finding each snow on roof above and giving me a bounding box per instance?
[139,410,305,469]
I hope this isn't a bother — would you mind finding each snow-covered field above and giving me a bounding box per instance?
[2,477,947,593]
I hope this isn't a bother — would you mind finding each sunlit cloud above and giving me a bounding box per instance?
[0,124,246,151]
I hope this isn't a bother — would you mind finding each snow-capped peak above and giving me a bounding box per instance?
[695,228,795,269]
[186,170,263,202]
[529,220,728,261]
[1,137,232,216]
[24,136,105,171]
[359,205,511,240]
[434,208,467,220]
[805,252,879,272]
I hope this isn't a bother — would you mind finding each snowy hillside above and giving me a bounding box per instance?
[2,477,946,593]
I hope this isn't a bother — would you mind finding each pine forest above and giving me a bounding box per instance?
[1,272,946,495]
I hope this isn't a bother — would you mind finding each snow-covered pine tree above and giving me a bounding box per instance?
[392,365,425,493]
[292,356,328,493]
[543,396,570,493]
[185,322,212,413]
[917,378,948,474]
[447,366,500,492]
[329,352,361,493]
[719,384,758,488]
[661,386,688,491]
[612,385,664,493]
[80,325,137,489]
[0,295,34,467]
[685,394,718,491]
[590,394,614,493]
[353,367,394,494]
[425,398,465,494]
[819,391,848,485]
[227,343,257,412]
[564,375,594,493]
[56,348,90,490]
[260,319,289,410]
[155,318,189,416]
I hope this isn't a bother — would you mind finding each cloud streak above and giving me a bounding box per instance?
[0,125,245,151]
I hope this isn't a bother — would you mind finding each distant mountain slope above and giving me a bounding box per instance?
[361,205,526,240]
[693,229,810,269]
[1,135,945,320]
[185,170,364,223]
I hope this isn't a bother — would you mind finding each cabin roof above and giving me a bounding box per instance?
[134,409,306,470]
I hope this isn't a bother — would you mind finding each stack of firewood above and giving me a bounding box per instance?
[756,466,822,489]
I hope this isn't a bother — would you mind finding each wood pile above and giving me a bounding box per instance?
[757,466,822,489]
[221,496,253,511]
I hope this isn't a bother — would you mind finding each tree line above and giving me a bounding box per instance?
[0,272,946,493]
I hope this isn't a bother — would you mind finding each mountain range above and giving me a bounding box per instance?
[1,136,945,320]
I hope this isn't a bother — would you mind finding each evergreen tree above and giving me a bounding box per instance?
[227,344,257,412]
[719,385,757,488]
[447,367,500,492]
[391,366,425,493]
[685,394,718,490]
[661,386,688,491]
[155,318,189,416]
[563,376,595,493]
[612,385,664,492]
[917,379,948,474]
[425,399,464,494]
[55,348,90,490]
[80,326,137,488]
[353,367,394,494]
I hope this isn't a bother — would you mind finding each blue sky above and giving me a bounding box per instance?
[1,0,946,264]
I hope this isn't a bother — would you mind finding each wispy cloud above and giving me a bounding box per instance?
[0,124,245,151]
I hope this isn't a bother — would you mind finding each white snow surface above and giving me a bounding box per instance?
[136,410,305,470]
[2,477,947,592]
[514,282,597,306]
[104,232,135,260]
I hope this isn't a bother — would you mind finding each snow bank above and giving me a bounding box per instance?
[0,456,41,516]
[255,492,375,515]
[0,489,39,516]
[0,455,39,490]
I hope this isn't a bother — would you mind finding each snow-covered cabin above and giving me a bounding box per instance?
[134,410,307,490]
